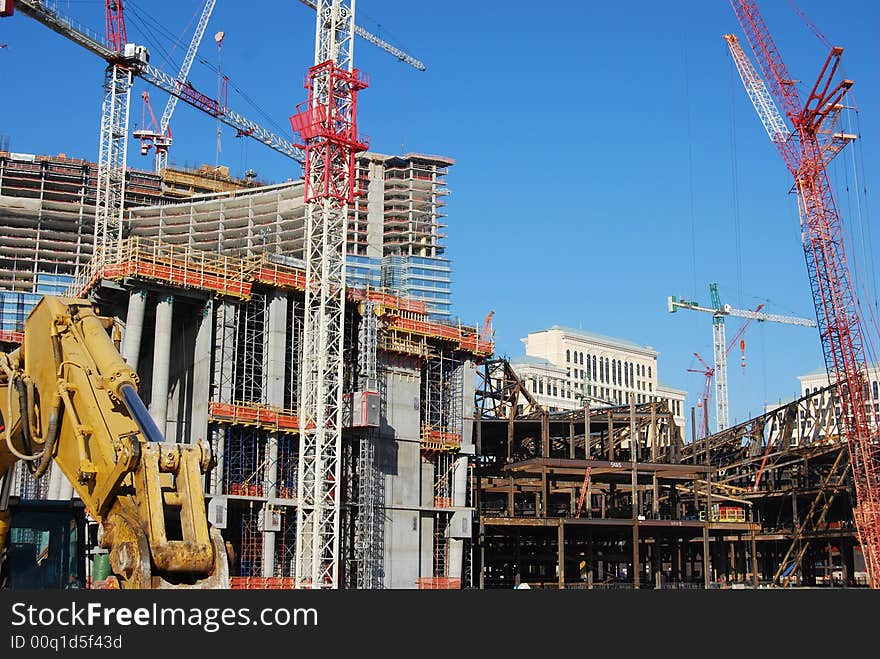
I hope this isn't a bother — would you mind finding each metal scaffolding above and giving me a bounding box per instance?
[234,292,267,404]
[355,299,383,588]
[223,427,267,497]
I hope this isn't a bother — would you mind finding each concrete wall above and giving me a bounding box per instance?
[378,357,423,589]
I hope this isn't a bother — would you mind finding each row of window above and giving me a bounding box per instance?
[528,377,681,416]
[564,349,652,388]
[805,380,880,400]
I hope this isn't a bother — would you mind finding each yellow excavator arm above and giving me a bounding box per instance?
[0,296,228,588]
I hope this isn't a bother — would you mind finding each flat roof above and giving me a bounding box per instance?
[530,325,655,353]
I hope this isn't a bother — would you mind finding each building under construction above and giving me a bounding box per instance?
[473,360,867,588]
[0,148,490,589]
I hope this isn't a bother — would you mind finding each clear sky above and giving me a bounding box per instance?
[1,1,879,437]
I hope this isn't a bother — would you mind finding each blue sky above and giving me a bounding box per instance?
[2,1,879,435]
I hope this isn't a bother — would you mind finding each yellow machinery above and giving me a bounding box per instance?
[0,296,228,589]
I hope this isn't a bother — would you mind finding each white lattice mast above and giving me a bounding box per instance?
[669,282,816,433]
[96,1,146,262]
[292,0,368,589]
[709,284,730,431]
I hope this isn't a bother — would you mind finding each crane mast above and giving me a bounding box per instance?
[291,0,367,589]
[96,1,144,261]
[709,284,730,431]
[726,0,880,588]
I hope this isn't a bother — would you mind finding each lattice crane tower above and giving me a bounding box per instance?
[291,0,368,589]
[726,0,880,587]
[96,1,147,262]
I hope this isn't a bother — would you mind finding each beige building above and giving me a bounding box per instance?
[510,325,686,433]
[797,365,880,425]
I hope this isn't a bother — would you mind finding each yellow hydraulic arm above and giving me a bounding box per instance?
[0,296,228,588]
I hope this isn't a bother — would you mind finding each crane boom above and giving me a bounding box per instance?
[668,296,816,327]
[295,0,426,71]
[723,34,791,146]
[159,0,216,133]
[14,0,304,164]
[669,284,815,432]
[728,0,880,588]
[723,305,816,327]
[154,0,217,172]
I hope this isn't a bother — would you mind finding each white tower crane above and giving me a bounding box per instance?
[290,0,425,589]
[134,1,217,172]
[12,0,304,267]
[668,283,816,432]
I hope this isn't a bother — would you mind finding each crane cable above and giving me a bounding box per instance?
[729,54,745,307]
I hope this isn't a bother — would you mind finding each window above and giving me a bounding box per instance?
[586,358,591,382]
[592,356,597,380]
[605,358,610,383]
[648,383,652,392]
[624,362,629,387]
[873,381,878,400]
[599,359,604,382]
[539,380,543,394]
[580,352,584,365]
[612,359,617,385]
[566,349,571,363]
[648,365,652,379]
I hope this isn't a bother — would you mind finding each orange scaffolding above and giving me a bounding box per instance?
[0,330,23,344]
[417,577,461,589]
[229,577,296,589]
[420,427,462,453]
[66,237,493,359]
[208,401,301,433]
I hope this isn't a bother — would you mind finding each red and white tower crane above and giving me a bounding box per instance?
[725,0,880,587]
[288,0,368,589]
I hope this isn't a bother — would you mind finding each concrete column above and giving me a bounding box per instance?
[264,292,287,406]
[262,505,276,578]
[120,289,147,372]
[47,464,74,500]
[262,291,287,576]
[447,454,469,581]
[190,300,213,445]
[150,294,174,436]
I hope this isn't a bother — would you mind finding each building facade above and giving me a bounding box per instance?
[797,365,880,426]
[351,152,454,318]
[0,147,483,589]
[510,325,686,432]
